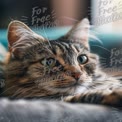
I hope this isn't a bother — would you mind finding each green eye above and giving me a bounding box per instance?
[78,54,88,64]
[41,58,56,67]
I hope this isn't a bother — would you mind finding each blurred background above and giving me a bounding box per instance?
[0,0,91,28]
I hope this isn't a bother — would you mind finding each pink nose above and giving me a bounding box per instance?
[72,72,82,80]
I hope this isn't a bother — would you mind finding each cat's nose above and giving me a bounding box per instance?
[72,72,82,80]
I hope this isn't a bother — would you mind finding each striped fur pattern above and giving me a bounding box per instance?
[0,44,7,93]
[3,19,122,107]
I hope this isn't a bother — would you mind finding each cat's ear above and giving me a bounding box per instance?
[67,18,90,48]
[8,20,45,58]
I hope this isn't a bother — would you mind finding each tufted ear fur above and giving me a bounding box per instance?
[8,20,46,58]
[67,18,90,48]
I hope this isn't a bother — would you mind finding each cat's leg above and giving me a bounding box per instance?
[64,90,122,107]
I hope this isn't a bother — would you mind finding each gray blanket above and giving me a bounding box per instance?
[0,98,122,122]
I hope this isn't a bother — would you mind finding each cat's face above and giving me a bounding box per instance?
[6,19,98,98]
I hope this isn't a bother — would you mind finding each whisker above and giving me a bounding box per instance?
[21,22,28,24]
[100,58,107,61]
[0,85,16,96]
[100,63,106,65]
[42,24,53,49]
[100,63,107,65]
[91,45,110,52]
[90,30,101,35]
[100,59,107,61]
[99,57,107,59]
[61,16,79,22]
[89,35,102,44]
[9,17,15,21]
[21,16,28,18]
[11,88,23,97]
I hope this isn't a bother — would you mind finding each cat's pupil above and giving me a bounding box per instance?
[41,58,56,67]
[78,55,88,64]
[47,59,54,66]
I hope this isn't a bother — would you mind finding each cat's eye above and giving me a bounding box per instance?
[78,55,88,64]
[41,58,56,67]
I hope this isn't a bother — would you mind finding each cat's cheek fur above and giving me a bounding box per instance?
[74,86,89,95]
[75,76,93,94]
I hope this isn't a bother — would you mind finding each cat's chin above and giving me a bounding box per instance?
[74,87,88,94]
[77,77,92,85]
[74,79,93,94]
[74,82,91,94]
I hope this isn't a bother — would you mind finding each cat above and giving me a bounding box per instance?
[0,44,7,94]
[2,18,122,107]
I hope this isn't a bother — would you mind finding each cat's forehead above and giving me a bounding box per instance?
[27,39,89,63]
[50,39,88,54]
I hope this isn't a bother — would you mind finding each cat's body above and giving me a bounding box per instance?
[2,19,122,107]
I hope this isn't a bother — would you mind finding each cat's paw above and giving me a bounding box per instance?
[64,96,75,102]
[102,90,122,107]
[64,90,122,107]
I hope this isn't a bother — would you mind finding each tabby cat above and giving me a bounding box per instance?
[3,18,122,107]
